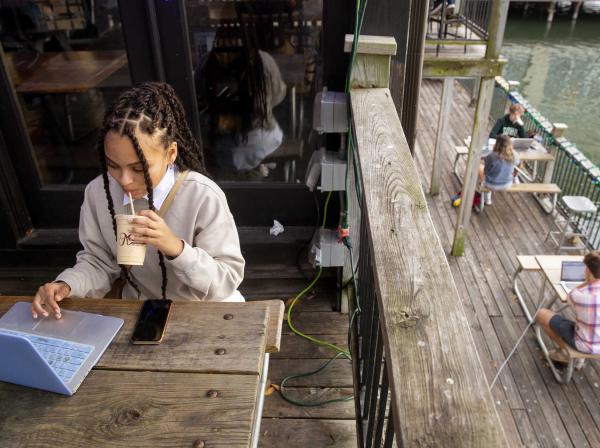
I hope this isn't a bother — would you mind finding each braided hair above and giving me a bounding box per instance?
[97,82,207,299]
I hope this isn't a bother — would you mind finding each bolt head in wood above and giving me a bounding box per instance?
[193,440,205,448]
[206,390,219,398]
[223,314,234,320]
[215,348,226,355]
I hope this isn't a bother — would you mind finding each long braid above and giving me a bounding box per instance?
[122,125,168,300]
[95,124,142,298]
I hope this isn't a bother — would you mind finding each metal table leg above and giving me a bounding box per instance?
[251,353,269,448]
[512,265,534,323]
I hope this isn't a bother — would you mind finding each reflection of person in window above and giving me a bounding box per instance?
[201,12,286,175]
[430,0,456,17]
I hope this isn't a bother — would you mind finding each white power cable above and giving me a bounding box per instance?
[490,301,569,390]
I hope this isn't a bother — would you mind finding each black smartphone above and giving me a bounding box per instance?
[131,299,173,345]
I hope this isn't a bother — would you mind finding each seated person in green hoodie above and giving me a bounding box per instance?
[489,103,526,139]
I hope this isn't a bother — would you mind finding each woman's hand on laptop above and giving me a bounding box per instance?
[31,281,71,319]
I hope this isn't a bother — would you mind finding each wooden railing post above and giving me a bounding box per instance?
[430,77,454,195]
[451,0,510,256]
[552,123,568,139]
[344,35,397,89]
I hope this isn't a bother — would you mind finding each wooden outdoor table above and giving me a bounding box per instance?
[464,137,556,182]
[6,51,128,94]
[0,296,284,448]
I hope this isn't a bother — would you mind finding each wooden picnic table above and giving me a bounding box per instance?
[0,296,284,447]
[464,137,556,182]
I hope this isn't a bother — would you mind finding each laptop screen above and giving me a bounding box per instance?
[512,138,534,150]
[561,261,586,282]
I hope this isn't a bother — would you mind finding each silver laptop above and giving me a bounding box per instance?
[512,138,535,150]
[560,261,586,294]
[0,302,123,395]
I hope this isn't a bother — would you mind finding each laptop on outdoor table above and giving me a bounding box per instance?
[560,261,586,294]
[512,138,535,150]
[0,301,123,395]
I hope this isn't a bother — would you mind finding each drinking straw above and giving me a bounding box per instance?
[128,192,136,215]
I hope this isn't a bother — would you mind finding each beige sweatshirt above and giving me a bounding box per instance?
[56,171,245,301]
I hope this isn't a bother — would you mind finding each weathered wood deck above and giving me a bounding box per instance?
[416,78,600,448]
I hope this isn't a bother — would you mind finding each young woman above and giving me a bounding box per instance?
[32,82,245,319]
[478,134,520,206]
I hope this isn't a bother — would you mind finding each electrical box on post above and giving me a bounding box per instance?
[309,229,345,268]
[305,149,347,192]
[313,90,348,134]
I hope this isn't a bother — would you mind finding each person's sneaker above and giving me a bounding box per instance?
[513,176,521,184]
[575,358,585,371]
[484,192,492,205]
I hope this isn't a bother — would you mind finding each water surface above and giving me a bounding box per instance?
[502,17,600,163]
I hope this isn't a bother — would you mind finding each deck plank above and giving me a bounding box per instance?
[259,419,356,447]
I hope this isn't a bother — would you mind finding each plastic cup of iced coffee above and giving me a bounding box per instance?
[115,214,146,266]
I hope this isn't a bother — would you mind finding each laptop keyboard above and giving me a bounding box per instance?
[0,329,94,383]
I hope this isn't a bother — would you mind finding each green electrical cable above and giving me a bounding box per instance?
[286,266,350,356]
[278,352,354,407]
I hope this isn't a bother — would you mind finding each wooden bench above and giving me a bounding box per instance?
[546,346,600,384]
[477,183,561,214]
[452,145,469,181]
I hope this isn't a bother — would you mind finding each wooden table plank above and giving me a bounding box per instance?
[0,370,259,448]
[0,297,268,376]
[255,299,284,353]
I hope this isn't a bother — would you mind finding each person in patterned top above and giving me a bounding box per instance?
[537,251,600,370]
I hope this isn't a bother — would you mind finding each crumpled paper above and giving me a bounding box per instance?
[269,219,285,236]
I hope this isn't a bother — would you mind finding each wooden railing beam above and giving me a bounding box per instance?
[351,88,508,447]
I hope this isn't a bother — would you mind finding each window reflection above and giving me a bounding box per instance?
[0,0,131,185]
[188,0,323,182]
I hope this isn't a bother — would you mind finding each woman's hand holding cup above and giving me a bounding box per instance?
[129,210,184,259]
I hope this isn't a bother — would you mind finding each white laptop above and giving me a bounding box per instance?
[512,138,535,150]
[560,261,586,294]
[0,302,123,395]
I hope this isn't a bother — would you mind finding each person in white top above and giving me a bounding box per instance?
[31,82,245,320]
[199,3,287,176]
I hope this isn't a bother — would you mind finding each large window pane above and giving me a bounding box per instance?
[0,0,131,185]
[186,0,323,182]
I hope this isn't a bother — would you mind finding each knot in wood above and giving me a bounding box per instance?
[215,348,226,355]
[223,314,234,320]
[115,408,141,425]
[397,308,420,328]
[193,440,205,448]
[206,390,219,398]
